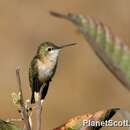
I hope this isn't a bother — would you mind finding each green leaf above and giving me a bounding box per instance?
[50,11,130,90]
[0,119,21,130]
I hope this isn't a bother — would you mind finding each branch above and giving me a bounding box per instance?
[35,85,45,130]
[16,68,31,130]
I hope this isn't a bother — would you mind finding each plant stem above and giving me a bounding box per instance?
[16,68,31,130]
[36,85,44,130]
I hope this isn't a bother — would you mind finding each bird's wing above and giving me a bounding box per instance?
[29,56,37,90]
[29,56,42,92]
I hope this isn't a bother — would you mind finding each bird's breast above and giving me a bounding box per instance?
[37,59,55,82]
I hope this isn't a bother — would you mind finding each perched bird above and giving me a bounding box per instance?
[29,41,77,103]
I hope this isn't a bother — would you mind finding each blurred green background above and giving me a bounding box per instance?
[0,0,130,130]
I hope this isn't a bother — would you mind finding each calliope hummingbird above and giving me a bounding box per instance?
[29,41,77,103]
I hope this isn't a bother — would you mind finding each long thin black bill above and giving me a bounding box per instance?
[58,43,77,49]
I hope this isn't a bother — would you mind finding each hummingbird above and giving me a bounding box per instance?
[29,41,77,104]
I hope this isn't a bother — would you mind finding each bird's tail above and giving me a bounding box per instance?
[31,93,35,104]
[31,81,50,104]
[41,84,49,101]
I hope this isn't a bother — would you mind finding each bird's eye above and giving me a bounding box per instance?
[47,47,52,51]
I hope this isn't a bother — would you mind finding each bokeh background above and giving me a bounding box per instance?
[0,0,130,130]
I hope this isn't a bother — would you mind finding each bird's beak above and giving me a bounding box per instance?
[58,43,77,49]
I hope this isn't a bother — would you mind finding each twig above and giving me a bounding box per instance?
[36,85,45,130]
[6,118,22,122]
[16,68,31,130]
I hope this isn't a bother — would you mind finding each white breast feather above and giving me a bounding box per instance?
[37,60,52,81]
[38,49,59,81]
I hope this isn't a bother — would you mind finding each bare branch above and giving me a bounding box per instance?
[16,68,31,130]
[36,85,44,130]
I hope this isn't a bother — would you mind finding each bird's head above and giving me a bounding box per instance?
[37,41,77,60]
